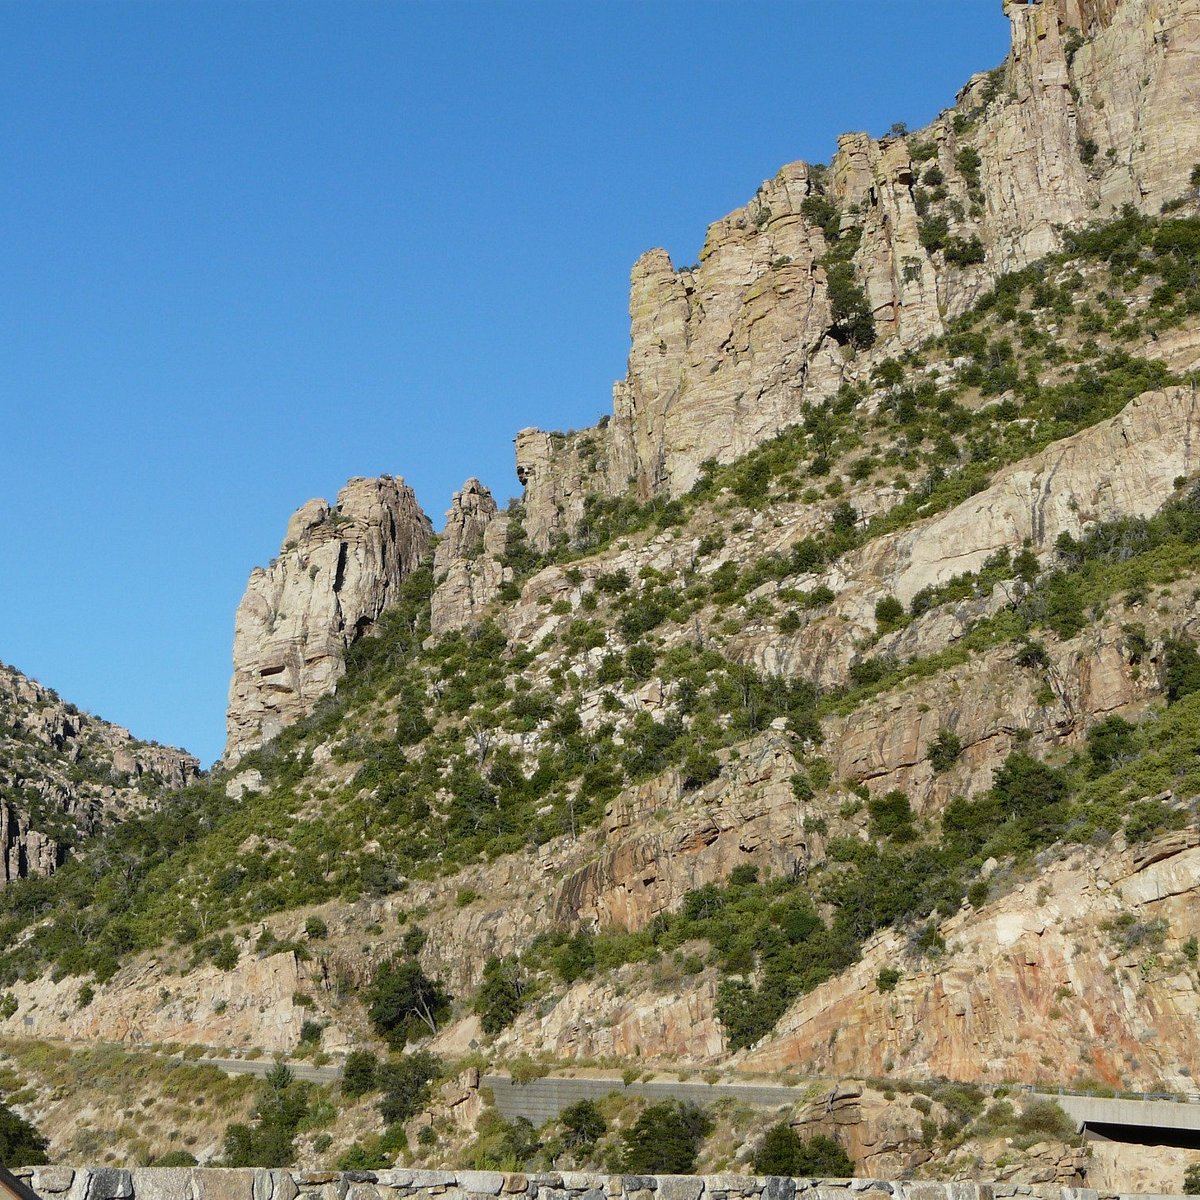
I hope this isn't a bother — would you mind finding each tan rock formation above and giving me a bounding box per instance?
[516,0,1200,550]
[553,735,821,930]
[0,662,199,888]
[730,384,1200,694]
[430,478,511,636]
[1,940,306,1051]
[223,476,432,763]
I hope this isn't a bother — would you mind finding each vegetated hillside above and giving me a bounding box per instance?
[2,0,1200,1185]
[2,201,1198,1181]
[0,661,199,890]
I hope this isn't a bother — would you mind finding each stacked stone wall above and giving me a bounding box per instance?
[9,1167,1133,1200]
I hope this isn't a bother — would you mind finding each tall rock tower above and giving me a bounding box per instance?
[223,475,433,765]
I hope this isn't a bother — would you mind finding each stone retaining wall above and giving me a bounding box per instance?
[7,1168,1126,1200]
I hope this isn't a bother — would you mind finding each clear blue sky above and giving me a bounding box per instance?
[0,1,1010,767]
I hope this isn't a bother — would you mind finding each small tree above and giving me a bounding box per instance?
[560,1099,607,1150]
[1183,1163,1200,1194]
[376,1050,442,1125]
[754,1122,805,1174]
[366,958,452,1047]
[874,595,906,632]
[0,1098,49,1165]
[1164,636,1200,703]
[474,955,526,1036]
[876,967,902,992]
[753,1123,853,1176]
[796,1133,854,1175]
[868,790,916,842]
[1086,714,1136,776]
[621,1100,713,1173]
[341,1049,379,1098]
[928,728,963,773]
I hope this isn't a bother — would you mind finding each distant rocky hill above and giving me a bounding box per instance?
[2,0,1199,1188]
[0,661,198,887]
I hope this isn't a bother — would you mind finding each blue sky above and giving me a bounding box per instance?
[0,1,1010,767]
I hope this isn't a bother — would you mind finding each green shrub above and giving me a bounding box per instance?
[928,728,963,772]
[152,1151,199,1167]
[1164,636,1200,703]
[876,967,901,992]
[0,1098,48,1165]
[341,1049,379,1098]
[304,916,328,939]
[621,1100,713,1173]
[376,1050,442,1125]
[1016,1098,1077,1140]
[366,958,452,1046]
[874,595,906,631]
[1184,1164,1200,1195]
[956,146,982,188]
[868,791,916,842]
[299,1019,324,1044]
[1087,715,1136,776]
[560,1098,607,1149]
[754,1123,854,1175]
[474,955,527,1035]
[754,1122,805,1174]
[213,936,240,971]
[222,1062,312,1168]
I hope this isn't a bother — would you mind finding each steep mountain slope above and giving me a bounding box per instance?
[514,0,1200,547]
[1,0,1199,1186]
[0,661,199,889]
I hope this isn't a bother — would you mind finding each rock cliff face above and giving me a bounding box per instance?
[741,829,1200,1089]
[430,479,510,636]
[735,384,1200,690]
[0,662,199,888]
[224,476,432,763]
[516,0,1200,549]
[8,3,1200,1188]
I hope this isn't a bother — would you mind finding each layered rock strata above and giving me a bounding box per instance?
[223,476,432,763]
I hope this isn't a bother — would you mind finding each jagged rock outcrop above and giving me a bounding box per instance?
[516,0,1200,549]
[0,662,199,888]
[430,478,510,635]
[552,735,822,930]
[223,476,432,763]
[741,828,1200,1089]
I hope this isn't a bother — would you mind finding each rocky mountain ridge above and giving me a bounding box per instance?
[2,0,1200,1188]
[0,661,199,888]
[511,0,1200,549]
